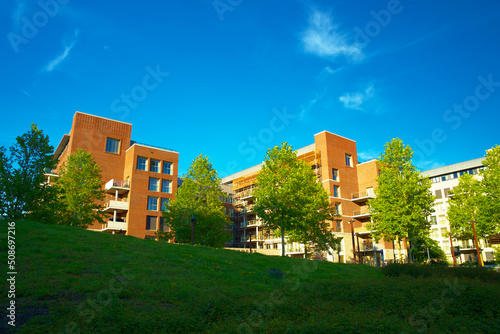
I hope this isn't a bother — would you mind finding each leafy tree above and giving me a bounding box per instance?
[410,236,448,264]
[368,138,435,263]
[160,154,231,248]
[56,149,106,228]
[0,124,56,220]
[253,142,338,257]
[447,173,482,239]
[478,145,500,236]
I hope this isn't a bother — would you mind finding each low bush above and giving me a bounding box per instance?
[382,263,500,282]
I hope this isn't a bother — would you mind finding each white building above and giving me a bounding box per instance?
[421,158,494,263]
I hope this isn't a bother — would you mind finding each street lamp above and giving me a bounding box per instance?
[191,216,195,246]
[249,232,252,254]
[348,219,357,264]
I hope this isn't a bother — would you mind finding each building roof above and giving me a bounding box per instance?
[421,157,484,178]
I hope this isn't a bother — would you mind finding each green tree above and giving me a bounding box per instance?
[478,145,500,236]
[368,138,435,262]
[447,173,482,239]
[0,124,56,220]
[253,142,338,257]
[57,149,106,228]
[161,154,231,248]
[410,236,448,264]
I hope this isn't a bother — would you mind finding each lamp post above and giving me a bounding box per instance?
[190,216,195,246]
[356,232,361,264]
[449,233,457,267]
[348,219,357,264]
[249,232,252,254]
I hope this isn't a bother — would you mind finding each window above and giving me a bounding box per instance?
[163,161,173,175]
[150,159,160,173]
[160,217,169,232]
[443,188,450,197]
[430,216,437,225]
[435,190,442,199]
[137,157,147,171]
[161,198,169,211]
[105,138,120,153]
[146,216,157,230]
[345,154,352,167]
[333,185,340,198]
[332,168,339,181]
[149,178,159,192]
[162,179,172,193]
[336,220,342,232]
[147,196,158,211]
[335,203,341,215]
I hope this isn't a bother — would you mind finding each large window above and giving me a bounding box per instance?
[146,216,157,230]
[162,179,172,193]
[150,159,160,173]
[137,157,147,171]
[163,161,173,175]
[335,203,341,215]
[336,220,342,232]
[345,154,352,167]
[106,138,120,153]
[333,185,340,198]
[332,168,339,181]
[149,178,159,191]
[147,196,158,211]
[161,198,170,211]
[160,217,169,232]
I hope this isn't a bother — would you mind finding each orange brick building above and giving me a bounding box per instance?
[50,112,178,239]
[221,131,397,265]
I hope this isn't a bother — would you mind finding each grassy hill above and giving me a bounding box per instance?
[2,221,500,333]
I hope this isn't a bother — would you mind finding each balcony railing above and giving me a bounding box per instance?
[104,200,129,212]
[352,207,371,217]
[351,189,376,202]
[105,179,130,191]
[105,220,127,230]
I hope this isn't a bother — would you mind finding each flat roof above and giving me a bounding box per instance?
[314,130,356,143]
[127,141,179,154]
[75,111,132,126]
[54,134,70,160]
[421,157,484,177]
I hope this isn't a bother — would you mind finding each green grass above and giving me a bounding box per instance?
[2,220,500,333]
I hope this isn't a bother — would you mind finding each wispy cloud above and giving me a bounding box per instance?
[301,9,363,61]
[358,150,380,162]
[339,84,374,110]
[43,30,79,72]
[414,160,445,171]
[11,0,27,31]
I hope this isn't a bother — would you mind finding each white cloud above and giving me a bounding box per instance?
[43,30,79,72]
[301,9,362,61]
[339,84,374,110]
[358,150,379,162]
[12,0,26,31]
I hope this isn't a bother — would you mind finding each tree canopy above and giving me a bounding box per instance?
[160,154,231,248]
[447,173,482,239]
[56,149,106,228]
[0,123,56,220]
[368,138,435,260]
[478,145,500,236]
[253,142,338,257]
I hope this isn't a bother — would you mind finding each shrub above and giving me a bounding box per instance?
[381,263,500,282]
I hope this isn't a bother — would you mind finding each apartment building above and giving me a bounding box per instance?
[421,158,494,263]
[47,112,179,239]
[221,131,398,265]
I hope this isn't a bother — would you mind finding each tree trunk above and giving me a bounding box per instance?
[398,238,402,263]
[281,229,285,257]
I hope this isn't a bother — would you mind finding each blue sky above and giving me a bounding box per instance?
[1,0,499,177]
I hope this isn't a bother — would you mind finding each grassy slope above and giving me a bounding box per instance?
[1,221,499,334]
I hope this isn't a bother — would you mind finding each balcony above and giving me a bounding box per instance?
[237,188,255,200]
[351,189,375,203]
[352,207,371,219]
[241,204,255,214]
[247,220,262,227]
[103,219,127,232]
[103,200,129,213]
[105,179,130,195]
[354,224,372,235]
